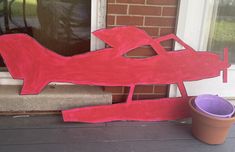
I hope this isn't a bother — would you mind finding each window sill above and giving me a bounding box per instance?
[0,85,112,112]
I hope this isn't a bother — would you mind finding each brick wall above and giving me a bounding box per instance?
[105,0,179,103]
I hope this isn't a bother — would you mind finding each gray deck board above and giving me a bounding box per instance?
[0,115,234,152]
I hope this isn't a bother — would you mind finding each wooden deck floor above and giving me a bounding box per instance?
[0,115,234,152]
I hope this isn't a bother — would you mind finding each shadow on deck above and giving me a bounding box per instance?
[0,115,234,152]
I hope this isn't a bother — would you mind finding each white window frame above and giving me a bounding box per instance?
[169,0,215,97]
[173,0,215,51]
[91,0,106,51]
[169,0,235,101]
[0,0,106,85]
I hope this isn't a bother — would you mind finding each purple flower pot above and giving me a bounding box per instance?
[194,94,235,118]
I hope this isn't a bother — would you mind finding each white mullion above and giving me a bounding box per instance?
[90,0,106,51]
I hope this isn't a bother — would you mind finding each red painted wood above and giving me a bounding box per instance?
[223,48,229,83]
[0,26,230,122]
[63,97,192,123]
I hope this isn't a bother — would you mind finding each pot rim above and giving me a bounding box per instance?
[194,94,235,118]
[189,97,235,122]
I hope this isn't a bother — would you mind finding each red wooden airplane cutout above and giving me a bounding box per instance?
[0,26,230,123]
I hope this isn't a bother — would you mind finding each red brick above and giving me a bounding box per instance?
[104,86,124,93]
[160,27,175,36]
[116,0,145,4]
[106,25,116,29]
[164,47,173,51]
[107,15,115,25]
[124,46,158,57]
[134,85,154,93]
[132,95,139,100]
[162,7,177,16]
[154,85,169,94]
[138,94,166,100]
[160,39,174,48]
[129,6,161,16]
[146,0,178,5]
[116,16,143,26]
[108,4,128,14]
[124,87,130,93]
[112,95,128,103]
[107,0,116,3]
[145,17,176,26]
[124,85,154,93]
[141,27,159,36]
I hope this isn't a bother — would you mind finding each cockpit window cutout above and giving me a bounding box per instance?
[160,39,186,52]
[132,84,169,101]
[123,45,158,59]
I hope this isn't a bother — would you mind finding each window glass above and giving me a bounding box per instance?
[0,0,91,67]
[208,0,235,63]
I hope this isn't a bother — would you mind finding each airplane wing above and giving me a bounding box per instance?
[93,26,153,55]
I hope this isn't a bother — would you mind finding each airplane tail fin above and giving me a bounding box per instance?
[0,34,50,94]
[0,34,39,78]
[222,48,229,83]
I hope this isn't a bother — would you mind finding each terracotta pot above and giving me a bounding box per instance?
[189,97,235,144]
